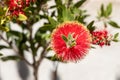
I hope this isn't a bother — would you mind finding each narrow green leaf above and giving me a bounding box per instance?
[55,0,62,6]
[73,0,86,8]
[105,3,112,17]
[0,45,10,50]
[7,31,22,38]
[91,46,96,49]
[112,33,119,42]
[68,34,72,40]
[87,21,95,32]
[47,47,52,51]
[1,56,20,61]
[108,21,120,28]
[18,14,27,21]
[46,55,64,62]
[100,4,105,17]
[51,10,56,17]
[61,35,68,42]
[87,21,94,28]
[49,5,56,9]
[62,7,74,21]
[37,24,53,33]
[48,17,58,27]
[114,33,119,39]
[112,39,119,42]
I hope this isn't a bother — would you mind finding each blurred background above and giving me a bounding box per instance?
[0,0,120,80]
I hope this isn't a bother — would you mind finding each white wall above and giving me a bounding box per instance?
[1,0,120,80]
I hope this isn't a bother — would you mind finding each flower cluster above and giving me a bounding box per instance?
[91,30,112,47]
[8,0,34,16]
[51,21,91,62]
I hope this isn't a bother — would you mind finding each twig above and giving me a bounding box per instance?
[0,34,32,67]
[36,42,50,67]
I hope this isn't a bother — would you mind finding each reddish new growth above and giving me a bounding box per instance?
[51,21,91,62]
[92,30,112,47]
[8,0,34,16]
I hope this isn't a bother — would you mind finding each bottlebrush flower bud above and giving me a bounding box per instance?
[91,30,112,47]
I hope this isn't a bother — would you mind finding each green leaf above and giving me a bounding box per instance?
[112,33,119,42]
[87,21,95,32]
[47,47,52,51]
[51,10,56,17]
[48,17,58,27]
[1,56,20,61]
[55,0,62,6]
[0,7,5,16]
[108,21,120,28]
[35,24,53,35]
[62,35,68,42]
[7,31,22,39]
[61,35,68,42]
[112,39,119,42]
[0,53,3,56]
[0,19,6,25]
[46,55,64,62]
[18,14,27,21]
[62,7,74,21]
[100,4,105,17]
[91,46,96,49]
[0,45,10,50]
[73,0,86,8]
[0,26,9,32]
[68,33,72,40]
[114,33,119,39]
[105,3,112,17]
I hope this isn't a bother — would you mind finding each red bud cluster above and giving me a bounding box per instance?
[8,0,34,16]
[92,30,112,47]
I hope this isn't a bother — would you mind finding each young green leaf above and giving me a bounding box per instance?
[73,0,86,8]
[87,21,95,32]
[114,33,119,39]
[112,33,119,42]
[18,14,27,21]
[62,7,74,21]
[48,17,58,27]
[62,34,68,42]
[100,4,105,17]
[105,3,112,17]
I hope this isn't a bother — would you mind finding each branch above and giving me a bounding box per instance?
[36,42,50,67]
[0,34,32,67]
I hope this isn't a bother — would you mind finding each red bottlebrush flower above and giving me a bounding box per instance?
[26,0,30,6]
[51,21,91,62]
[8,0,24,10]
[92,30,112,47]
[8,0,18,10]
[12,10,24,16]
